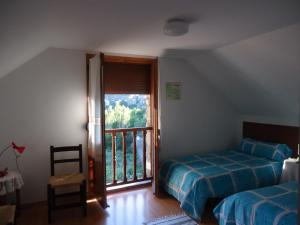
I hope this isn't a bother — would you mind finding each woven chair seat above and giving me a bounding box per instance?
[49,173,85,187]
[0,205,15,225]
[47,145,87,223]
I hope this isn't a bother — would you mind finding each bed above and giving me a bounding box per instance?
[159,122,298,221]
[213,181,298,225]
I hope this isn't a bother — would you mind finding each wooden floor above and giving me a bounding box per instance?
[17,186,218,225]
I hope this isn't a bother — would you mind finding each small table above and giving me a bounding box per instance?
[280,158,299,183]
[0,171,24,215]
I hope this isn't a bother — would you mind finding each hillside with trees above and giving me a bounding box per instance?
[105,94,150,183]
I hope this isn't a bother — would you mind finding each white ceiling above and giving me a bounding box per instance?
[1,0,300,78]
[174,23,300,121]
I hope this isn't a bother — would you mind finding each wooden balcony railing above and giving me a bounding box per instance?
[105,127,153,187]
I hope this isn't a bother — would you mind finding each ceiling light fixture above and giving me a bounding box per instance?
[163,18,189,37]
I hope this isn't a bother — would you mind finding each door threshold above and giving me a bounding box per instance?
[106,180,152,194]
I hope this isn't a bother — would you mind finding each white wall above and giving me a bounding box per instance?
[0,49,239,203]
[158,58,238,160]
[163,24,300,140]
[184,23,300,122]
[223,24,300,136]
[0,48,87,203]
[0,47,251,203]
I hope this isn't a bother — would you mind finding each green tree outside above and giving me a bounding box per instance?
[105,95,149,184]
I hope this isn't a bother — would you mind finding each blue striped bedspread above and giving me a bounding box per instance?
[214,181,298,225]
[159,150,283,221]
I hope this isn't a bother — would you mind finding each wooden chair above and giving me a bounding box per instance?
[47,144,87,223]
[0,205,16,225]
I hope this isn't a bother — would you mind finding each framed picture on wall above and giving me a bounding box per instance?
[166,82,181,100]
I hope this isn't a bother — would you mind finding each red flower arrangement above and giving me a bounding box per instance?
[0,142,26,177]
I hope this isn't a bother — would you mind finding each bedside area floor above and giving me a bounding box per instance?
[17,186,218,225]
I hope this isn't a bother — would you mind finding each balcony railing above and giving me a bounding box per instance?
[105,127,153,187]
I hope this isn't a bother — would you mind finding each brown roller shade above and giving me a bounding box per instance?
[103,62,151,94]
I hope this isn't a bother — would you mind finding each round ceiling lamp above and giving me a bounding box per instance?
[163,18,189,37]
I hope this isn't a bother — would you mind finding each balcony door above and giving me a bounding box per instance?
[86,54,159,205]
[102,55,159,195]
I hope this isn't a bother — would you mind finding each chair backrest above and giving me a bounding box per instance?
[50,144,83,176]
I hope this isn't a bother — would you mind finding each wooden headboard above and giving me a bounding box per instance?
[243,122,299,158]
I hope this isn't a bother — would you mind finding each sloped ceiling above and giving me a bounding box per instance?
[163,23,300,121]
[0,0,299,122]
[0,0,48,80]
[0,0,300,78]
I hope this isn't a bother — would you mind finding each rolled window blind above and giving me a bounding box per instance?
[103,62,151,94]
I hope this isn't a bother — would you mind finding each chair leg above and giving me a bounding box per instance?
[14,205,17,225]
[80,180,87,217]
[52,188,56,210]
[47,184,52,223]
